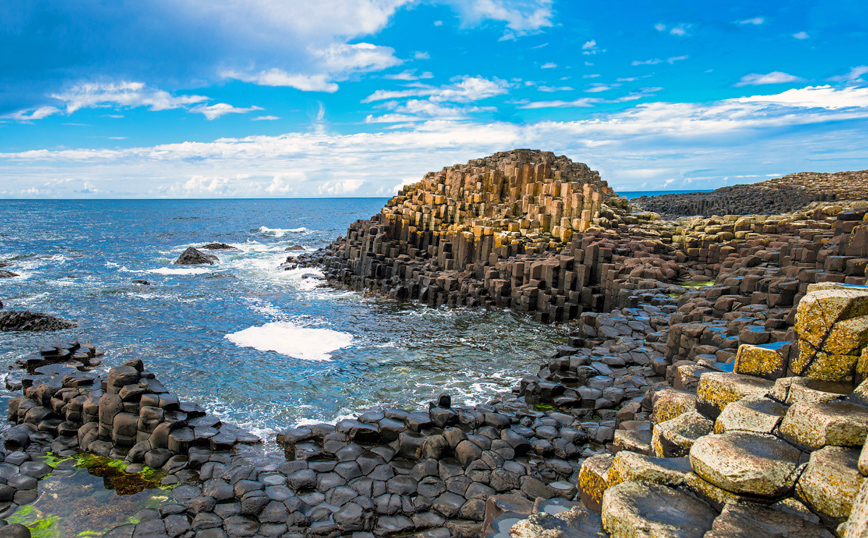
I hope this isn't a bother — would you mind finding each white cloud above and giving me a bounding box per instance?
[655,22,691,36]
[447,0,554,34]
[829,66,868,83]
[541,62,557,69]
[385,69,434,81]
[735,71,804,87]
[667,55,689,64]
[584,74,601,79]
[222,43,400,92]
[793,31,809,40]
[582,40,596,50]
[538,85,573,93]
[363,76,510,103]
[586,83,618,93]
[632,59,662,66]
[518,98,599,109]
[252,115,281,121]
[414,51,430,60]
[2,106,61,122]
[5,86,868,197]
[737,17,765,25]
[434,20,443,26]
[51,81,208,113]
[189,103,264,120]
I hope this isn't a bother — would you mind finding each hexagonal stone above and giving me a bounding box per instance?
[771,377,852,404]
[651,389,696,425]
[607,452,691,488]
[689,432,805,497]
[601,481,716,538]
[704,501,835,538]
[510,505,602,538]
[846,478,868,537]
[795,288,868,350]
[734,343,789,380]
[779,401,868,450]
[577,453,613,513]
[714,395,788,435]
[613,429,651,455]
[652,411,713,458]
[797,445,865,521]
[696,372,774,420]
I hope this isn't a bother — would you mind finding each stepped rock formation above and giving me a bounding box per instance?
[633,169,868,218]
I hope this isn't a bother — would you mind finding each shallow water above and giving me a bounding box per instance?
[0,199,566,441]
[9,453,171,536]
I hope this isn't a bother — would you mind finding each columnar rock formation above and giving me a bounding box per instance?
[633,169,868,218]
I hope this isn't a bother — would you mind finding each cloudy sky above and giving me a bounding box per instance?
[2,0,867,198]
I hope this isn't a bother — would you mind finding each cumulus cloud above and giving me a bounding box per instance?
[655,23,691,36]
[363,76,511,103]
[829,66,868,83]
[737,17,765,25]
[190,103,265,120]
[793,31,810,39]
[2,106,61,122]
[541,62,557,69]
[51,82,208,114]
[4,86,868,196]
[445,0,554,35]
[735,71,804,86]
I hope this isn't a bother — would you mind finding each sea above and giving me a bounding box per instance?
[0,198,574,444]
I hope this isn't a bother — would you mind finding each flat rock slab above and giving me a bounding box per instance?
[779,401,868,450]
[796,445,865,522]
[734,343,788,380]
[601,481,717,538]
[607,452,691,488]
[689,431,805,497]
[771,377,853,404]
[510,505,604,538]
[704,502,835,538]
[714,395,788,435]
[696,372,774,420]
[652,411,713,458]
[651,389,697,425]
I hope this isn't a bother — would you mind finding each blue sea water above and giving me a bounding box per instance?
[0,199,566,441]
[619,189,714,199]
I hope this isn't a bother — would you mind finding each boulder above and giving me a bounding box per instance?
[174,247,217,265]
[652,411,713,458]
[0,311,77,332]
[704,501,835,538]
[779,401,868,450]
[577,454,613,513]
[607,452,691,488]
[696,372,774,420]
[714,395,788,435]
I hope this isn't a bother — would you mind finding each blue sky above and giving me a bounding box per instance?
[1,0,867,198]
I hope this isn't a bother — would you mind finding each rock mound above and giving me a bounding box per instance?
[0,311,77,332]
[633,169,868,218]
[201,242,235,250]
[174,246,217,265]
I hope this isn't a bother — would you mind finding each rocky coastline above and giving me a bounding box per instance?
[4,150,868,537]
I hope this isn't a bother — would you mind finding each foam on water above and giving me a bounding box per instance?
[258,226,308,238]
[225,321,353,361]
[148,267,213,276]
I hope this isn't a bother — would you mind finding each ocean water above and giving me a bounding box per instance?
[0,199,566,442]
[619,189,714,199]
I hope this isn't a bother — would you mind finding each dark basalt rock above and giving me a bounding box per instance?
[201,242,235,250]
[0,270,18,278]
[0,311,77,332]
[286,245,305,251]
[174,247,218,265]
[132,279,150,285]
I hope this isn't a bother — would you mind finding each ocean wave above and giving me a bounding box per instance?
[257,226,309,238]
[148,267,212,276]
[225,321,353,361]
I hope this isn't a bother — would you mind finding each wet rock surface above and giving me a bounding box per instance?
[0,311,77,332]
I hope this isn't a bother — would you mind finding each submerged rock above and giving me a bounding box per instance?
[0,269,18,278]
[201,242,235,250]
[0,310,77,332]
[174,247,217,265]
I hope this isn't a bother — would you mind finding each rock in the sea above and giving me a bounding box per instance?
[132,279,151,285]
[174,247,218,265]
[0,270,18,278]
[201,242,235,250]
[286,245,305,251]
[0,311,77,332]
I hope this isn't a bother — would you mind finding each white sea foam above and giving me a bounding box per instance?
[225,321,353,361]
[258,226,308,238]
[148,267,212,276]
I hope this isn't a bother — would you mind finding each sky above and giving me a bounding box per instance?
[1,0,868,198]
